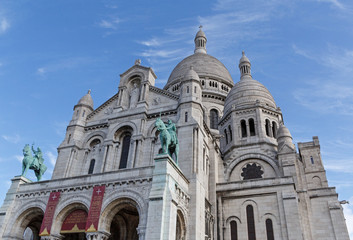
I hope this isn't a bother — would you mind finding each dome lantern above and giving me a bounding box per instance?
[239,51,251,79]
[194,25,207,54]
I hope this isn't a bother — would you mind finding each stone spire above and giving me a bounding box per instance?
[194,26,207,54]
[239,51,251,79]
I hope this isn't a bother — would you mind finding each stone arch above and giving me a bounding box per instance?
[261,213,278,222]
[108,121,138,140]
[241,199,260,221]
[176,209,187,240]
[312,176,322,187]
[121,71,146,86]
[225,153,280,181]
[226,216,242,225]
[225,216,241,240]
[50,199,89,235]
[99,189,147,232]
[262,213,279,240]
[4,200,46,239]
[83,131,107,149]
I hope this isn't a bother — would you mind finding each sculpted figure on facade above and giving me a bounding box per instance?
[130,83,140,108]
[155,117,179,164]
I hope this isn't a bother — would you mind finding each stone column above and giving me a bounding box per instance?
[127,139,137,168]
[86,231,110,240]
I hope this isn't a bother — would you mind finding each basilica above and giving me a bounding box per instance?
[0,28,350,240]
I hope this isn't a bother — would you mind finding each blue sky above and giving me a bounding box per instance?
[0,0,353,236]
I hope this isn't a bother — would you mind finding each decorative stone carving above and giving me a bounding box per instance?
[41,234,64,240]
[104,107,113,115]
[86,231,110,240]
[130,83,140,108]
[152,97,161,105]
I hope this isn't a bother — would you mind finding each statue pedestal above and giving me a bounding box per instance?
[0,176,32,236]
[144,154,189,240]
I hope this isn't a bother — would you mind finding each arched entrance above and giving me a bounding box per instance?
[12,207,44,240]
[109,203,139,240]
[100,197,140,240]
[60,209,87,240]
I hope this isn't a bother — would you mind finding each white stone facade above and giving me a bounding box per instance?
[0,28,350,240]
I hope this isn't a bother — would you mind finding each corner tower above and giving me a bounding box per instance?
[220,52,283,180]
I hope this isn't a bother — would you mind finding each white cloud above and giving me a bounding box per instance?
[0,18,10,34]
[2,134,21,144]
[45,151,57,166]
[98,18,120,30]
[37,67,45,76]
[293,81,353,116]
[317,0,345,9]
[36,57,93,76]
[14,155,22,163]
[138,38,162,47]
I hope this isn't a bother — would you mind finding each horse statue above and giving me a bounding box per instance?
[155,117,179,164]
[21,144,47,181]
[21,144,34,177]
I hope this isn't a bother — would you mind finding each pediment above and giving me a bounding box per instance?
[278,143,295,154]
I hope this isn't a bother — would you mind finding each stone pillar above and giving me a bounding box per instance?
[127,139,137,168]
[86,231,110,240]
[282,191,303,240]
[328,201,350,240]
[0,176,32,236]
[145,154,189,240]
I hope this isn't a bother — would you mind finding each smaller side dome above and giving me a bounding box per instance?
[184,66,200,81]
[239,51,250,64]
[277,123,295,151]
[77,90,94,110]
[277,123,292,140]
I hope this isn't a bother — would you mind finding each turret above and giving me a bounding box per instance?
[194,26,207,54]
[71,90,94,125]
[239,51,251,79]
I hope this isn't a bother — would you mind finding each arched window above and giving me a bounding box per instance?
[82,110,86,117]
[185,112,188,122]
[119,134,131,169]
[265,219,274,240]
[224,129,228,144]
[246,205,256,240]
[265,119,271,137]
[272,121,277,138]
[230,221,238,240]
[249,118,256,136]
[194,86,197,93]
[228,125,233,141]
[310,156,314,164]
[187,86,189,93]
[241,120,247,138]
[88,159,95,174]
[210,109,219,129]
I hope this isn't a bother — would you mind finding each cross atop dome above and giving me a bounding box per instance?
[194,27,207,54]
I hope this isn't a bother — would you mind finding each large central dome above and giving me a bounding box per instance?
[164,28,233,90]
[165,53,233,89]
